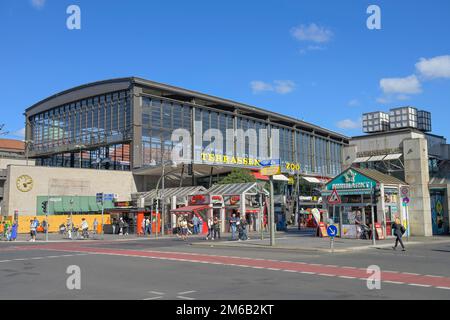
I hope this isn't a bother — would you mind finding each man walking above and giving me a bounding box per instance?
[229,213,238,240]
[192,215,200,235]
[29,219,37,242]
[392,218,406,251]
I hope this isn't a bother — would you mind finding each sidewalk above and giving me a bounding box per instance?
[191,230,450,253]
[0,232,175,243]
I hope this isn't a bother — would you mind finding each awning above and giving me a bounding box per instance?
[170,205,210,214]
[353,157,371,163]
[384,153,403,160]
[368,155,387,162]
[302,176,322,184]
[251,171,270,181]
[273,174,289,182]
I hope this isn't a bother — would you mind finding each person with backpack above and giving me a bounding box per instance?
[392,218,406,251]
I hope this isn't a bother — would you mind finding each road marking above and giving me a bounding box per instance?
[384,281,405,284]
[436,287,450,290]
[178,291,196,295]
[425,275,443,278]
[0,260,12,263]
[268,268,281,271]
[301,271,316,275]
[319,273,334,277]
[284,270,297,273]
[339,276,356,279]
[177,296,196,300]
[403,272,420,276]
[148,291,164,295]
[143,296,163,300]
[408,284,432,288]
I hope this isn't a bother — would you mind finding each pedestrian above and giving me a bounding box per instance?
[180,218,188,241]
[146,216,152,235]
[80,218,89,239]
[124,219,129,236]
[213,216,221,240]
[10,221,18,241]
[42,219,48,235]
[206,217,214,240]
[392,218,406,251]
[66,218,73,239]
[5,222,12,241]
[93,218,98,235]
[229,212,238,240]
[29,219,37,242]
[119,217,124,235]
[238,217,248,241]
[112,218,117,235]
[192,215,200,235]
[141,217,146,236]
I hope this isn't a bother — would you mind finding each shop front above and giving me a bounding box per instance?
[322,167,408,239]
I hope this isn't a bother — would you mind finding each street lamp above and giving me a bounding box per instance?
[152,159,178,237]
[24,140,34,166]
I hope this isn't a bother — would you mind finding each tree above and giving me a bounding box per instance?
[219,168,256,185]
[0,124,8,136]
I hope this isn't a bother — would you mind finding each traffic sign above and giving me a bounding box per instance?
[260,159,281,176]
[327,188,342,205]
[400,186,409,197]
[327,225,338,237]
[259,159,280,167]
[96,193,104,203]
[402,197,410,204]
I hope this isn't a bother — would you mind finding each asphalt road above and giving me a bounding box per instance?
[1,236,450,300]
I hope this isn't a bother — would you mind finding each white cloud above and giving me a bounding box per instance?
[348,99,360,107]
[337,118,361,130]
[416,55,450,79]
[380,75,422,95]
[291,23,333,43]
[274,80,296,94]
[250,80,296,95]
[31,0,46,9]
[250,81,274,94]
[10,128,25,140]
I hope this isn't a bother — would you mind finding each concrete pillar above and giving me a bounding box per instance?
[342,145,357,169]
[131,86,143,169]
[403,138,432,236]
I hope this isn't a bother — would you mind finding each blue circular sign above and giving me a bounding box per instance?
[327,225,338,237]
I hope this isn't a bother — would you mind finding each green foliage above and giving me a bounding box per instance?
[219,168,256,184]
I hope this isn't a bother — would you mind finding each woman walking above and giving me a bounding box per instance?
[10,221,18,241]
[392,218,406,251]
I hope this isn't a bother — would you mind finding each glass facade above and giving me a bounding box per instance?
[29,90,132,171]
[139,95,343,176]
[27,83,344,177]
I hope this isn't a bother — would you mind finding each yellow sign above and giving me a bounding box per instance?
[201,153,300,172]
[260,166,281,176]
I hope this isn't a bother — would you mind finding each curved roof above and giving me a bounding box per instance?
[25,77,349,141]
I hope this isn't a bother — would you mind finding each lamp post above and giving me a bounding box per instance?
[24,140,34,166]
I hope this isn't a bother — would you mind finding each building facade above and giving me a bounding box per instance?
[25,77,348,190]
[344,128,450,236]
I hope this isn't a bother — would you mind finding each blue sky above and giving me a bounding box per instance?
[1,0,450,139]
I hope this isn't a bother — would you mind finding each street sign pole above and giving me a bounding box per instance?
[327,225,338,253]
[371,192,376,246]
[269,176,275,247]
[260,193,264,241]
[101,194,104,240]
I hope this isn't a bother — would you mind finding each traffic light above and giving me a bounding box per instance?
[42,201,48,214]
[373,186,381,203]
[187,163,193,176]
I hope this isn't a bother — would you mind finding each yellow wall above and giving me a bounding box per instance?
[14,214,111,234]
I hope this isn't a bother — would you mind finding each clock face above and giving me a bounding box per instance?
[16,175,33,192]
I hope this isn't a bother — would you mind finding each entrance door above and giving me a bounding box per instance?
[430,190,447,235]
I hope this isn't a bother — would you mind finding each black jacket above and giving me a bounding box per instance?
[392,222,404,237]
